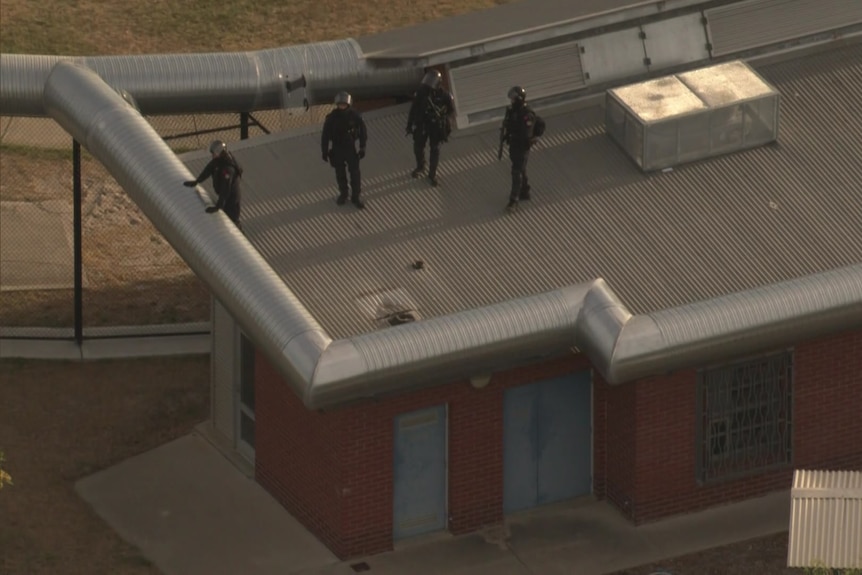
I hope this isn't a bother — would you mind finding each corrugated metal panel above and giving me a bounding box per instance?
[642,13,710,71]
[0,40,421,117]
[579,27,646,85]
[211,299,237,443]
[226,43,862,340]
[706,0,862,57]
[449,41,586,126]
[788,470,862,568]
[357,0,653,59]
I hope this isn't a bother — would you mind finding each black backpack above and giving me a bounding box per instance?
[226,152,243,178]
[532,114,546,138]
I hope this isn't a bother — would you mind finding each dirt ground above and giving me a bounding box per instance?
[0,357,209,575]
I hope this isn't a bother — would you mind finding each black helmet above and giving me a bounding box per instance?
[508,86,526,103]
[209,140,227,156]
[334,91,352,106]
[421,70,442,89]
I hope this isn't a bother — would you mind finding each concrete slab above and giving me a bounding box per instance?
[507,499,662,575]
[81,333,210,359]
[0,200,81,290]
[639,489,791,557]
[76,433,340,575]
[0,334,209,360]
[75,428,791,575]
[0,337,82,360]
[509,492,789,575]
[347,492,789,575]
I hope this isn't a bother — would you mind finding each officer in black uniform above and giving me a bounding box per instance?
[183,139,243,229]
[321,91,368,209]
[406,70,455,187]
[500,86,544,211]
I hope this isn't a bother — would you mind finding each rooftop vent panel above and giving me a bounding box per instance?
[605,60,779,171]
[355,288,422,329]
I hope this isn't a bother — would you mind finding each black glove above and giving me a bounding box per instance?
[183,180,197,187]
[205,206,219,214]
[358,148,366,160]
[405,126,413,136]
[322,151,328,163]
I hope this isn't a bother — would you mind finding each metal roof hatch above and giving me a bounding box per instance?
[605,60,780,171]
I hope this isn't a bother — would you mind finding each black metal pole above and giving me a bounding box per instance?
[72,140,83,345]
[240,112,249,140]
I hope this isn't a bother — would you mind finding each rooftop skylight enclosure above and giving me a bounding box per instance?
[606,60,780,171]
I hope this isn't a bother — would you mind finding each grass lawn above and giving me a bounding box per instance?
[0,0,513,55]
[0,356,210,575]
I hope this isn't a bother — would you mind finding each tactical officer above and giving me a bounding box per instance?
[406,69,455,187]
[321,91,368,209]
[183,139,243,228]
[500,86,545,212]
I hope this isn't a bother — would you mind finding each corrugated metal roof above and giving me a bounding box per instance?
[190,43,862,340]
[788,469,862,569]
[356,0,680,60]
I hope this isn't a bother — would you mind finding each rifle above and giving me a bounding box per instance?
[497,106,511,160]
[426,92,453,141]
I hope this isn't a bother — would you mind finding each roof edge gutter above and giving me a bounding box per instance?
[306,283,594,409]
[604,264,862,383]
[305,264,860,410]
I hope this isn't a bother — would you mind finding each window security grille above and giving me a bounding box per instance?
[696,351,793,482]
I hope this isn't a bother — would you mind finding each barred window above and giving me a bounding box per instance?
[696,351,793,482]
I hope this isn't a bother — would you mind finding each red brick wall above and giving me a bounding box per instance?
[625,329,862,524]
[593,373,638,518]
[334,353,592,556]
[794,329,862,470]
[254,351,347,555]
[254,329,861,558]
[255,350,592,559]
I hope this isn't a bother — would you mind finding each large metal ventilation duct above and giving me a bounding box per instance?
[2,39,422,116]
[42,61,862,410]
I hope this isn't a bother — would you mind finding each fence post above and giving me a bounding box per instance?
[73,139,83,345]
[240,112,249,140]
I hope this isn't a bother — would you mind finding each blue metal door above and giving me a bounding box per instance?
[504,371,592,513]
[393,405,447,540]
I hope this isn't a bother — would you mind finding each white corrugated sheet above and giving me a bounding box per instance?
[788,469,862,569]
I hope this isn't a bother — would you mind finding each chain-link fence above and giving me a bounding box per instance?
[0,105,330,339]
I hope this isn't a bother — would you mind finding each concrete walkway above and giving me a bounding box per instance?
[0,333,210,360]
[76,428,791,575]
